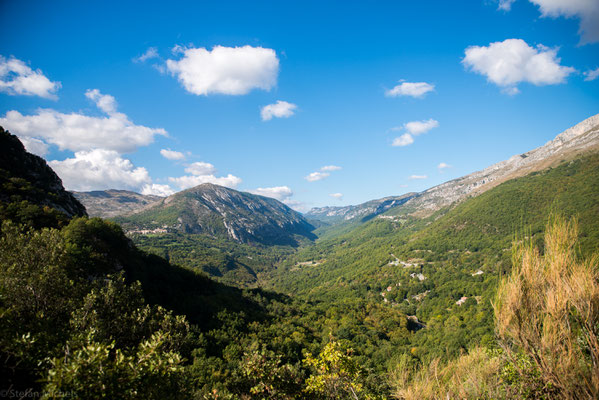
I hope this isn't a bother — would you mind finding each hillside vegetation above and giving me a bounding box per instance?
[2,124,599,399]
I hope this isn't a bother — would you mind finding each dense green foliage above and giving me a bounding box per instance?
[131,231,296,286]
[2,124,599,398]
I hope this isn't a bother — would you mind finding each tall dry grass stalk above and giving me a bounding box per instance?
[494,216,599,399]
[391,347,502,400]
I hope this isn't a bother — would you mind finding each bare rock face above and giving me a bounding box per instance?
[117,183,316,246]
[0,126,87,218]
[306,113,599,221]
[306,193,417,223]
[403,113,599,216]
[73,190,163,218]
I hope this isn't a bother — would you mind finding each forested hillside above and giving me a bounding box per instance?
[2,125,598,399]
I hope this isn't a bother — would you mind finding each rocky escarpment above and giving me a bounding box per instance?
[73,190,163,218]
[399,113,599,216]
[306,193,417,223]
[0,126,87,218]
[117,183,316,246]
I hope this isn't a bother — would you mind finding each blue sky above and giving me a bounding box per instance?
[0,0,598,211]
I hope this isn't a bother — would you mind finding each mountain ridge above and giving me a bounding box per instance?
[116,183,316,246]
[73,189,163,218]
[0,126,87,221]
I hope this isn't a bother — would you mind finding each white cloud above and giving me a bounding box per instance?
[0,56,61,99]
[392,134,415,147]
[166,45,279,95]
[184,161,216,176]
[391,119,439,147]
[530,0,599,44]
[261,100,297,121]
[141,183,174,197]
[498,0,516,11]
[329,193,343,200]
[284,199,309,212]
[305,165,342,182]
[0,90,167,153]
[249,186,293,202]
[438,162,452,171]
[134,47,159,63]
[463,39,575,93]
[168,161,241,190]
[584,67,599,81]
[320,165,342,171]
[385,81,435,98]
[305,172,330,182]
[168,174,242,190]
[49,149,152,192]
[85,89,117,114]
[19,136,49,156]
[404,119,439,135]
[160,148,186,160]
[409,175,428,180]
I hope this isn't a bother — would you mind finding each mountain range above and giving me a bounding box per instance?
[114,183,316,246]
[1,113,599,399]
[73,189,163,218]
[306,113,599,220]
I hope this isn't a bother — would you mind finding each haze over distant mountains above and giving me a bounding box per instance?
[73,189,163,218]
[72,113,599,246]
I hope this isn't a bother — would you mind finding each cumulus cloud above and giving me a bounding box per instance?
[48,149,151,192]
[329,193,343,200]
[405,119,439,135]
[530,0,599,44]
[321,165,342,171]
[409,175,428,180]
[160,148,186,160]
[85,89,117,114]
[391,119,439,147]
[463,39,575,94]
[261,100,297,121]
[249,186,293,202]
[166,45,279,95]
[0,89,167,153]
[305,165,342,182]
[392,134,414,147]
[584,67,599,81]
[184,161,216,176]
[134,47,159,63]
[0,56,61,99]
[168,174,241,190]
[167,161,241,190]
[438,162,452,171]
[141,183,174,197]
[385,81,435,98]
[19,137,49,156]
[305,172,330,182]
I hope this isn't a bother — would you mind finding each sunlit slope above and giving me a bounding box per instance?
[271,151,599,299]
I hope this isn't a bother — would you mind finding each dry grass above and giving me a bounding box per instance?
[390,347,502,400]
[494,216,599,399]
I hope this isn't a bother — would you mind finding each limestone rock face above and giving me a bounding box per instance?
[118,183,316,246]
[403,113,599,216]
[73,190,163,218]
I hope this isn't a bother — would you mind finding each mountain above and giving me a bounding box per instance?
[306,193,417,223]
[116,183,316,246]
[73,189,163,218]
[0,126,87,223]
[391,113,599,217]
[307,114,599,226]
